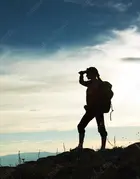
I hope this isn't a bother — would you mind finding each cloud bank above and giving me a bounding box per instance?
[0,27,140,134]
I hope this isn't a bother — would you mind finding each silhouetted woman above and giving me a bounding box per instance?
[77,67,108,150]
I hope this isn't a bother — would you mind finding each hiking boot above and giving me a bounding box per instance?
[71,146,83,152]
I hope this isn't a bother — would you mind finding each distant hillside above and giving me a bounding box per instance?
[0,142,140,179]
[0,152,55,166]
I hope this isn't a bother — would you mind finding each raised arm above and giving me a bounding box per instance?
[79,71,90,87]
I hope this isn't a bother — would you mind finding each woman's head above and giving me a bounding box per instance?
[86,67,100,80]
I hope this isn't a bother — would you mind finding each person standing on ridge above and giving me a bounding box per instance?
[76,67,112,150]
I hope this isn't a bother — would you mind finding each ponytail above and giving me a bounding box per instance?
[96,72,102,82]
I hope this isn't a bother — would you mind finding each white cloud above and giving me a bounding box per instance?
[107,2,132,12]
[64,0,132,10]
[0,26,140,134]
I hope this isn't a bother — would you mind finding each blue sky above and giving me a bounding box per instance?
[0,0,140,156]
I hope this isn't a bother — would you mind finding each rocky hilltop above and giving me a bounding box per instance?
[0,142,140,179]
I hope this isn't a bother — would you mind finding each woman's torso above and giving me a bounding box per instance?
[86,79,101,106]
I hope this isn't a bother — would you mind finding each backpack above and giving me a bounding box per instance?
[98,81,114,113]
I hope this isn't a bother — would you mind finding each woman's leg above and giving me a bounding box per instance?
[96,113,108,150]
[77,111,95,148]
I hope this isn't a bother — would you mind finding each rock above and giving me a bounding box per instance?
[117,142,140,165]
[1,142,140,179]
[0,167,15,179]
[98,142,140,179]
